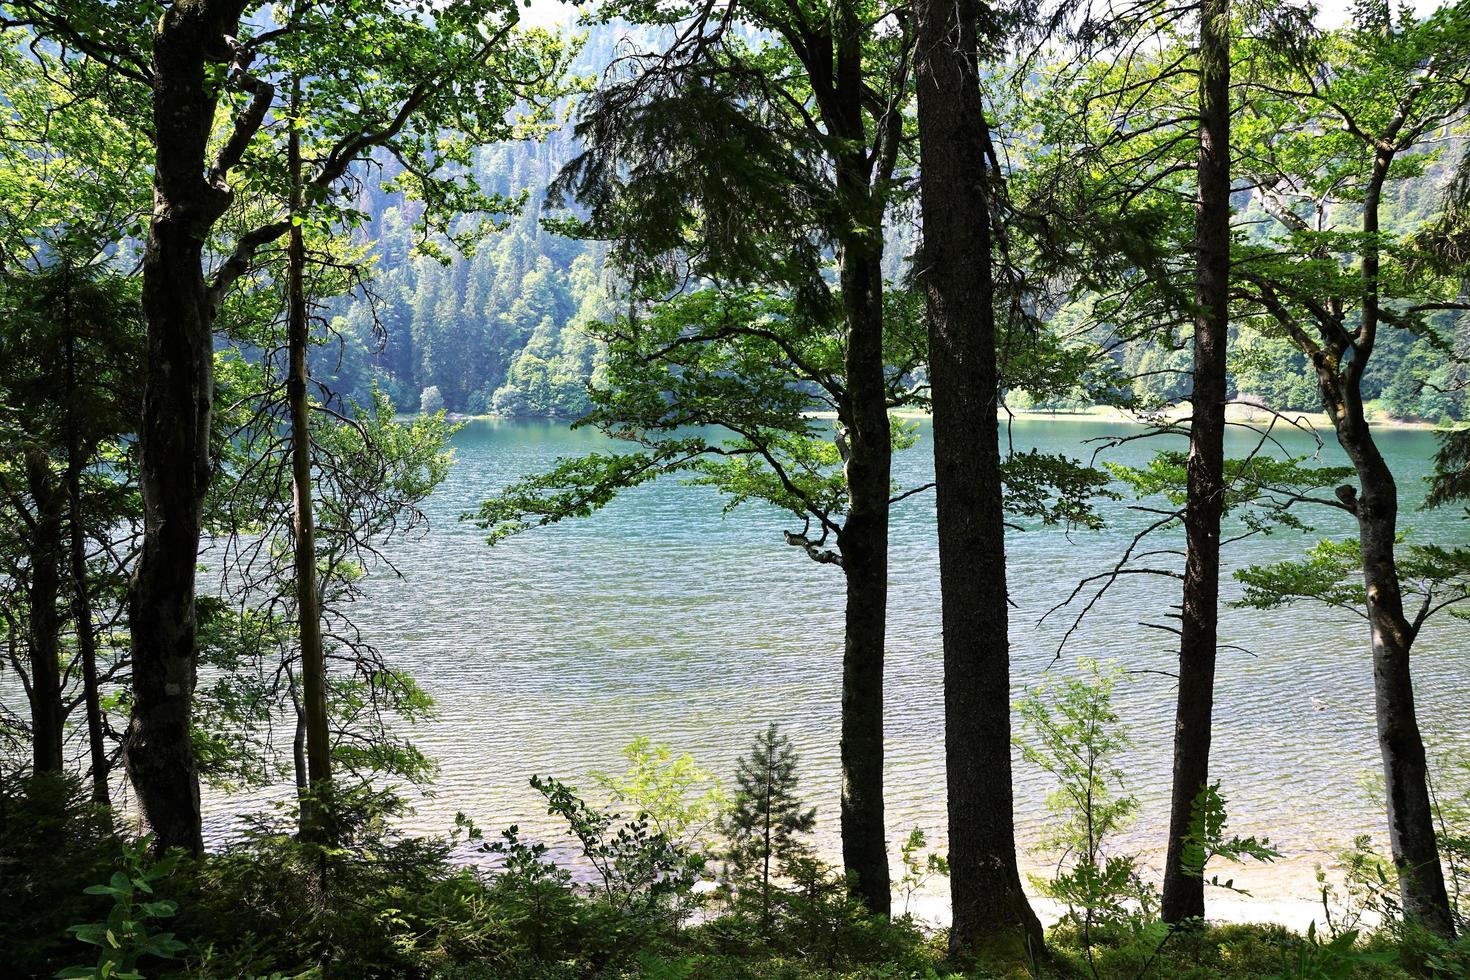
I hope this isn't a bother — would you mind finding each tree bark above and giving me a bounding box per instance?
[1348,440,1454,938]
[1320,149,1455,938]
[826,0,893,916]
[1161,0,1230,924]
[913,0,1044,960]
[24,449,66,775]
[836,229,893,918]
[125,0,253,855]
[288,73,333,832]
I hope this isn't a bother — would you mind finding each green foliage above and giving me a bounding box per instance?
[1109,451,1356,535]
[420,385,446,415]
[204,381,455,792]
[1316,834,1405,941]
[0,769,117,977]
[1237,536,1470,624]
[189,600,293,791]
[1427,427,1470,511]
[1015,660,1154,956]
[0,260,144,788]
[1178,783,1282,894]
[723,724,818,925]
[1272,921,1399,980]
[895,828,949,918]
[531,774,705,917]
[1002,449,1118,531]
[592,737,728,849]
[178,785,505,978]
[0,32,148,259]
[1236,538,1371,615]
[58,835,187,980]
[470,448,685,545]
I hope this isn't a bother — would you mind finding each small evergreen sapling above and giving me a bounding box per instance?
[723,723,817,924]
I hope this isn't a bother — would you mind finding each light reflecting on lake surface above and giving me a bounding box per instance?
[219,416,1470,909]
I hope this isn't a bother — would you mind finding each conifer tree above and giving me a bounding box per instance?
[724,723,817,925]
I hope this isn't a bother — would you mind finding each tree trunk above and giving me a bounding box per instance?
[913,0,1044,959]
[1161,0,1230,924]
[289,73,333,832]
[124,0,245,856]
[65,297,112,806]
[826,0,893,913]
[25,449,66,775]
[1334,150,1455,939]
[1351,448,1455,938]
[836,231,893,918]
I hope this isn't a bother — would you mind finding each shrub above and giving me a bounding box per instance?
[57,835,188,980]
[0,767,117,977]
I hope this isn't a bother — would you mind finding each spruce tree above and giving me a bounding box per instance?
[724,723,817,925]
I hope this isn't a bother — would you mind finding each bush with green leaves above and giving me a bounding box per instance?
[175,786,510,978]
[895,828,949,919]
[1015,658,1154,954]
[58,836,187,980]
[0,769,117,977]
[531,773,705,911]
[591,737,727,850]
[1311,756,1470,976]
[1178,781,1281,896]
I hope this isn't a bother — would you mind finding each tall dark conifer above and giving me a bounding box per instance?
[532,0,913,912]
[912,0,1043,960]
[1161,0,1231,923]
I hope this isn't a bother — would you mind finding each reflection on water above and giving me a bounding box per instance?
[217,416,1470,908]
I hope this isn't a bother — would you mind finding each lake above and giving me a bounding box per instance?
[236,416,1470,919]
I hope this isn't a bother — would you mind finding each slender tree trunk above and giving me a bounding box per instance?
[288,74,333,833]
[913,0,1043,959]
[762,746,774,925]
[291,680,308,794]
[1347,440,1454,938]
[24,450,66,775]
[1161,0,1230,924]
[125,0,247,855]
[65,289,112,806]
[836,228,894,919]
[827,1,892,912]
[1318,153,1454,938]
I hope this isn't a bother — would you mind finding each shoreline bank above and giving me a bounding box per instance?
[429,404,1457,433]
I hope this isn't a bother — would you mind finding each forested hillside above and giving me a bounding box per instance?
[317,28,625,417]
[327,24,1468,422]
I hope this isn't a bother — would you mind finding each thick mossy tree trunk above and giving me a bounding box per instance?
[836,226,893,919]
[913,0,1043,960]
[1161,0,1230,924]
[126,0,254,856]
[288,76,333,830]
[24,449,66,775]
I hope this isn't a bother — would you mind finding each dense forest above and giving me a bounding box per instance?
[318,23,1470,423]
[3,0,1470,977]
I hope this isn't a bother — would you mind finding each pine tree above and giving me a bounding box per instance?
[723,723,817,924]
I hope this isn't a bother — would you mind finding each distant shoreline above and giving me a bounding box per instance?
[429,404,1457,432]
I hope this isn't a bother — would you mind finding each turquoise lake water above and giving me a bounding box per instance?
[223,416,1470,910]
